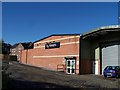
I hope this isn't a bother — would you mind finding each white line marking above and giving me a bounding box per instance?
[33,55,79,58]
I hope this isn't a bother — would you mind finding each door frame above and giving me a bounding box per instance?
[65,57,76,74]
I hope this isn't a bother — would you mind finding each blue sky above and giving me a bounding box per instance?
[3,2,118,45]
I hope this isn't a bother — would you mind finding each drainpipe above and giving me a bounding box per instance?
[20,50,22,63]
[79,34,83,75]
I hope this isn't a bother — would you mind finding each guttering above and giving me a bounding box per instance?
[82,25,120,39]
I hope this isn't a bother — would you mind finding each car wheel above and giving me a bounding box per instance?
[104,75,107,78]
[116,74,119,78]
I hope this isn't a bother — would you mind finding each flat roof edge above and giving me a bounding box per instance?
[83,25,120,36]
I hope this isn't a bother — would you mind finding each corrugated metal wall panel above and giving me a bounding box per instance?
[118,45,120,65]
[102,44,118,74]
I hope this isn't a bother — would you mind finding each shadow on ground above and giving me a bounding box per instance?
[2,72,70,89]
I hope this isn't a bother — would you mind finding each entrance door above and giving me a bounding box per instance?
[66,60,76,74]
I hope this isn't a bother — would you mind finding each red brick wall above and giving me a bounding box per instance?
[98,59,100,75]
[20,50,27,64]
[34,36,80,48]
[34,36,79,43]
[33,44,79,56]
[20,35,80,74]
[75,57,80,74]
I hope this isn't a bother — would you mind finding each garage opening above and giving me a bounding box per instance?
[100,41,120,75]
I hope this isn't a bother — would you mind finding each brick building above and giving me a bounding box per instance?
[10,42,33,61]
[20,25,120,75]
[20,34,80,74]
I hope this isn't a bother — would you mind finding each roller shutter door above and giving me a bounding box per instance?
[102,44,119,74]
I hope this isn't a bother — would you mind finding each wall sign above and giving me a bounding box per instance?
[45,42,60,49]
[64,57,76,60]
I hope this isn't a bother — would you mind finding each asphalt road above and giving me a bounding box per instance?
[2,61,120,89]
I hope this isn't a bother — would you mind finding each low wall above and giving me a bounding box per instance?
[0,54,17,61]
[1,54,10,60]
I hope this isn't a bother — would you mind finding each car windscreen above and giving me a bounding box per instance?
[105,66,116,70]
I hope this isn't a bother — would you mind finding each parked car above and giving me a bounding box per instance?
[103,66,120,78]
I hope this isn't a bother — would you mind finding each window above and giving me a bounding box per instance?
[19,48,21,50]
[36,44,39,46]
